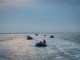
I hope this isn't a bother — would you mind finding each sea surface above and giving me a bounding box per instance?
[0,32,80,60]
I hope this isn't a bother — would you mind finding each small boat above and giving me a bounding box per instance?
[35,34,38,36]
[44,35,46,36]
[50,35,54,38]
[35,40,47,47]
[27,35,33,40]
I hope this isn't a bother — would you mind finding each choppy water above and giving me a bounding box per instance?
[0,32,80,60]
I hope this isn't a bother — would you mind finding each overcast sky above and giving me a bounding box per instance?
[0,0,80,33]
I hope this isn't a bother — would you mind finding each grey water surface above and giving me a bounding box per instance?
[0,32,80,60]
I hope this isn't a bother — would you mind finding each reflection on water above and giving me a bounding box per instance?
[0,33,80,60]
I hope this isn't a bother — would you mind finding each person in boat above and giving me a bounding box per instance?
[43,39,46,44]
[39,41,43,44]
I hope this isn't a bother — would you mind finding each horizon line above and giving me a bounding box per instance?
[0,32,80,34]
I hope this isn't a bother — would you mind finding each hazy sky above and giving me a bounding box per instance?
[0,0,80,33]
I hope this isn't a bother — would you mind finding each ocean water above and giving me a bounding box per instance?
[0,32,80,60]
